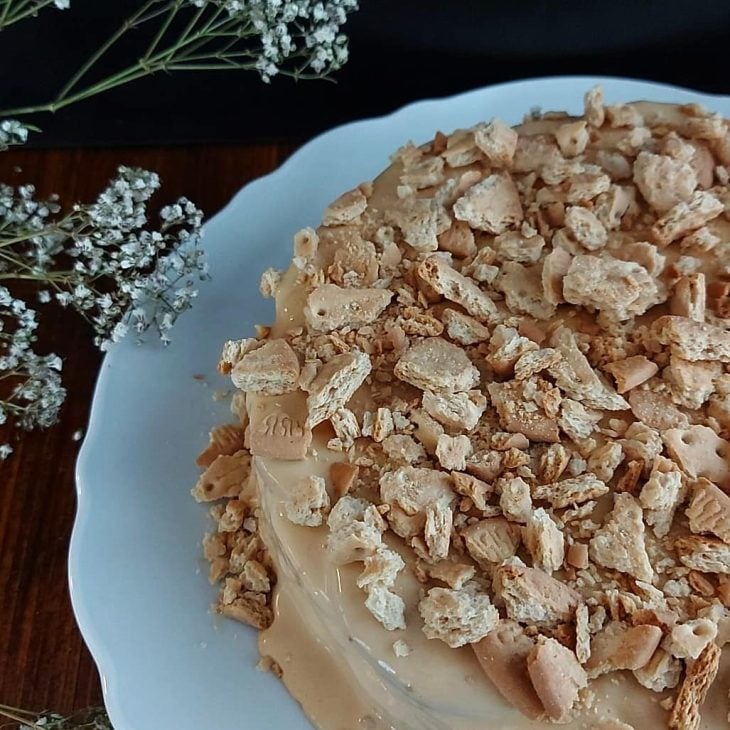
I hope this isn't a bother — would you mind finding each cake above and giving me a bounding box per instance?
[192,87,730,729]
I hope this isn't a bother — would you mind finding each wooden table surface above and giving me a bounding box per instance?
[0,141,297,720]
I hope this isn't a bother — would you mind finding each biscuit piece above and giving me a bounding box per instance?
[665,619,718,660]
[527,637,587,723]
[451,472,493,512]
[330,407,360,449]
[651,315,730,362]
[549,326,629,411]
[365,584,406,631]
[192,450,251,502]
[675,535,730,574]
[671,273,706,321]
[382,434,427,466]
[487,325,539,376]
[326,496,385,564]
[555,120,589,158]
[425,560,476,590]
[494,229,545,263]
[523,508,564,573]
[514,348,562,381]
[473,621,545,720]
[651,190,723,246]
[441,308,491,345]
[497,261,556,321]
[668,641,721,730]
[639,458,683,538]
[589,493,653,582]
[395,337,479,393]
[196,424,246,468]
[604,355,659,394]
[494,563,580,627]
[567,542,589,570]
[499,474,533,523]
[422,389,487,431]
[304,284,392,332]
[474,119,519,167]
[463,518,521,565]
[586,621,663,676]
[419,586,499,648]
[435,434,473,471]
[330,462,359,498]
[453,172,523,234]
[380,466,455,520]
[686,478,730,543]
[401,155,445,190]
[575,603,591,663]
[633,648,682,693]
[230,339,300,395]
[218,593,273,630]
[386,196,451,252]
[218,337,260,374]
[357,546,405,591]
[417,255,498,322]
[539,443,571,484]
[248,393,312,460]
[541,247,573,306]
[558,398,602,442]
[437,220,476,258]
[663,425,730,487]
[306,351,372,428]
[584,86,605,127]
[633,151,697,213]
[564,205,607,250]
[284,475,330,527]
[587,441,624,484]
[562,254,663,322]
[532,473,609,509]
[628,387,689,431]
[664,357,721,410]
[322,187,368,225]
[488,381,560,443]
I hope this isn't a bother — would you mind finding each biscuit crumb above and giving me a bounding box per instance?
[284,475,330,527]
[392,639,412,657]
[419,586,499,647]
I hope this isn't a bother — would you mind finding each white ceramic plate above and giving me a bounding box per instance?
[71,76,730,730]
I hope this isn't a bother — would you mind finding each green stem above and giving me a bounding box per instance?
[167,61,256,72]
[0,702,43,728]
[143,0,182,62]
[55,0,161,101]
[0,5,239,116]
[0,0,54,32]
[0,224,67,247]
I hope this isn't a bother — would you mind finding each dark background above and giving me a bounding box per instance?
[3,0,730,148]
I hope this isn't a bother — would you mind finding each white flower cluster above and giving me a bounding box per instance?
[0,119,31,150]
[0,167,207,447]
[1,166,207,351]
[0,286,66,457]
[189,0,358,81]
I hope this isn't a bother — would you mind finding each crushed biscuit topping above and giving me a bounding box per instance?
[196,88,730,729]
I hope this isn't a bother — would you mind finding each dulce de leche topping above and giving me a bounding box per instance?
[194,88,730,730]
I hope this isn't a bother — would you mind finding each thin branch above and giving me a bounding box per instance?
[55,0,161,102]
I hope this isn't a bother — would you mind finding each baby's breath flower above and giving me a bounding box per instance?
[192,0,358,82]
[0,443,12,460]
[0,119,29,150]
[0,286,66,431]
[12,706,112,729]
[53,0,71,8]
[0,167,207,439]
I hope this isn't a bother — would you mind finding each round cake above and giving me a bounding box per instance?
[193,87,730,730]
